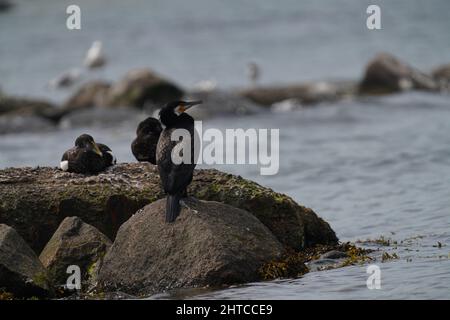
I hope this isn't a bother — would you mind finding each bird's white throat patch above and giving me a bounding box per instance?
[107,151,117,164]
[60,160,69,171]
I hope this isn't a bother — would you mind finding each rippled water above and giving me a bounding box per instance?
[1,0,450,299]
[2,0,450,101]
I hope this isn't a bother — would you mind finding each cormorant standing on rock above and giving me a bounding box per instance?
[60,134,115,174]
[156,100,202,223]
[131,117,163,164]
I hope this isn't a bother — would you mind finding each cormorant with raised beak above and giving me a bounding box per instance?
[131,117,163,164]
[156,100,202,222]
[60,134,116,174]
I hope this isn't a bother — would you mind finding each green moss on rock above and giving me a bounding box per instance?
[0,163,337,253]
[260,242,373,280]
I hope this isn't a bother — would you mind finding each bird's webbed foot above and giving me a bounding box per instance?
[180,198,199,214]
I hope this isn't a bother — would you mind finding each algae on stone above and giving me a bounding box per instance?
[0,163,337,253]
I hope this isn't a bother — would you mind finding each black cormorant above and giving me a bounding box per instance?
[60,134,115,174]
[156,100,202,222]
[131,117,163,164]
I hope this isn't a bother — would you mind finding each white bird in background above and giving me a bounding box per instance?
[247,62,261,86]
[84,41,106,69]
[193,79,218,92]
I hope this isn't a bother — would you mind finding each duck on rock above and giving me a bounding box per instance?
[131,117,163,165]
[60,134,116,174]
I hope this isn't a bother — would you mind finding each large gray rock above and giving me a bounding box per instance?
[0,114,55,134]
[0,1,13,12]
[432,63,450,89]
[98,199,284,295]
[184,89,265,119]
[39,217,111,288]
[359,53,438,94]
[0,224,50,298]
[0,96,57,118]
[105,69,184,108]
[238,81,357,106]
[0,164,337,253]
[0,96,61,134]
[59,70,184,119]
[59,106,142,129]
[63,81,111,112]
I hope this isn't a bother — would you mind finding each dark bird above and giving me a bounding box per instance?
[247,62,261,86]
[98,143,117,167]
[60,134,116,174]
[131,117,163,164]
[0,1,14,12]
[156,100,202,222]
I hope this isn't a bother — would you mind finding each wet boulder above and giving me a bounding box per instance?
[105,69,184,108]
[0,224,51,298]
[432,64,450,80]
[98,199,284,295]
[320,250,349,260]
[63,81,111,112]
[0,95,57,118]
[0,114,55,134]
[432,63,450,89]
[238,81,357,106]
[39,217,111,288]
[0,95,62,134]
[359,53,438,94]
[0,96,61,134]
[184,89,265,119]
[0,1,13,12]
[0,164,337,253]
[59,106,142,129]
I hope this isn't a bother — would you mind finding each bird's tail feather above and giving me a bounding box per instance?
[166,193,181,223]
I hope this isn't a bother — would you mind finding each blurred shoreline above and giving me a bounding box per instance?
[1,52,450,135]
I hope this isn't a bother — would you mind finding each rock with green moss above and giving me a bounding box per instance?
[0,95,60,134]
[184,89,265,119]
[359,53,438,94]
[0,1,14,12]
[238,81,357,106]
[432,63,450,89]
[0,224,51,298]
[56,70,183,121]
[39,217,111,289]
[0,95,56,117]
[0,163,337,253]
[98,199,284,296]
[105,69,184,108]
[62,81,111,113]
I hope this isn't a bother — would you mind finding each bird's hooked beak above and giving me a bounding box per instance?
[176,100,203,114]
[88,141,103,156]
